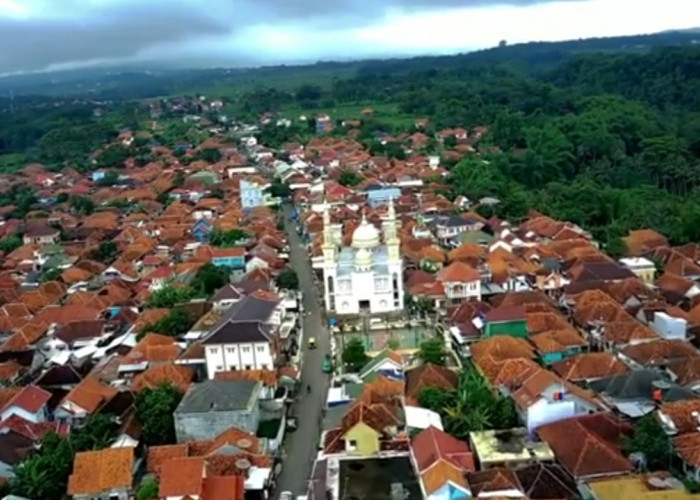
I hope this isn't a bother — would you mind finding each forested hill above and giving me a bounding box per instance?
[0,29,698,99]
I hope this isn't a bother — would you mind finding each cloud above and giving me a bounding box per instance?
[0,0,692,74]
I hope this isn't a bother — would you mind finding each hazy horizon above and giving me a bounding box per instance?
[0,0,699,75]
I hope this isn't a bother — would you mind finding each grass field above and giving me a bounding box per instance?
[279,102,416,129]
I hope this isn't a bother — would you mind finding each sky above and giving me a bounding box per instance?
[0,0,698,74]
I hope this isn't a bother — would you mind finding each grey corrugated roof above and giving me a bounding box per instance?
[589,369,698,402]
[175,380,260,413]
[223,294,279,323]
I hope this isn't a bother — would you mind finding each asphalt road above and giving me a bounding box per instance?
[274,205,330,498]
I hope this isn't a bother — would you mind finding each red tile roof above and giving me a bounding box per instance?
[1,385,51,414]
[537,414,634,479]
[411,426,475,472]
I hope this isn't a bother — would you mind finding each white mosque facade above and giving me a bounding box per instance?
[322,199,404,316]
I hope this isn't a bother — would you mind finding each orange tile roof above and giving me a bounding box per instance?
[537,414,634,479]
[470,336,535,363]
[62,376,117,414]
[436,261,480,283]
[159,457,205,498]
[551,352,629,382]
[147,444,189,474]
[659,400,700,434]
[122,333,180,365]
[214,369,277,387]
[422,460,469,495]
[132,364,194,393]
[529,329,586,354]
[67,447,133,495]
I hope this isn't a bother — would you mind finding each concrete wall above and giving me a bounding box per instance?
[174,406,261,443]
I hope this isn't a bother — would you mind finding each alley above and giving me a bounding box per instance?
[274,204,330,497]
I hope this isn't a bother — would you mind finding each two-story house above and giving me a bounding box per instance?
[211,246,246,269]
[240,179,267,210]
[433,215,484,245]
[202,291,283,378]
[174,379,262,442]
[436,262,482,304]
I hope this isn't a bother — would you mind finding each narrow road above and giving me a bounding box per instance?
[275,204,330,497]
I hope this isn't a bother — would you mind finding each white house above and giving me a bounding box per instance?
[201,292,283,378]
[0,385,51,424]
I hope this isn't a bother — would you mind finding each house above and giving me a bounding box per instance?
[433,215,483,243]
[469,428,555,469]
[174,380,262,442]
[410,426,474,500]
[358,348,404,381]
[509,368,601,435]
[240,179,266,210]
[551,352,629,383]
[211,247,246,269]
[536,413,634,480]
[588,369,699,418]
[211,283,245,311]
[483,305,528,338]
[323,402,404,456]
[22,223,60,245]
[619,257,656,284]
[55,376,118,425]
[202,292,283,378]
[405,363,459,405]
[67,447,134,500]
[0,430,34,480]
[515,463,579,500]
[366,187,401,208]
[0,385,51,423]
[158,456,245,500]
[436,261,482,304]
[587,473,695,500]
[192,218,213,243]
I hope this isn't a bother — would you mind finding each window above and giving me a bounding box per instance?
[257,345,265,352]
[242,346,251,353]
[226,347,236,353]
[208,347,218,354]
[245,365,252,370]
[216,365,223,370]
[261,364,268,370]
[347,439,357,451]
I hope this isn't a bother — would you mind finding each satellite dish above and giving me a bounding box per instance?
[652,380,672,390]
[648,477,668,489]
[237,438,252,449]
[235,458,251,470]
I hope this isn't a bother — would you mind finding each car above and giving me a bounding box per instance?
[322,354,333,373]
[279,492,293,500]
[307,337,316,349]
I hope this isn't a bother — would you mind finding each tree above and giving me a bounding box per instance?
[69,195,95,216]
[91,240,118,263]
[135,383,184,445]
[10,414,117,500]
[40,266,63,283]
[417,338,446,365]
[276,268,299,290]
[270,179,291,198]
[338,170,363,187]
[342,338,370,372]
[209,228,249,247]
[196,148,222,163]
[142,309,194,338]
[136,479,159,500]
[623,414,673,471]
[172,170,186,188]
[98,169,120,187]
[190,263,230,296]
[417,386,452,413]
[146,285,194,308]
[0,234,22,253]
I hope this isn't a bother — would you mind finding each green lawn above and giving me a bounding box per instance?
[279,102,416,129]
